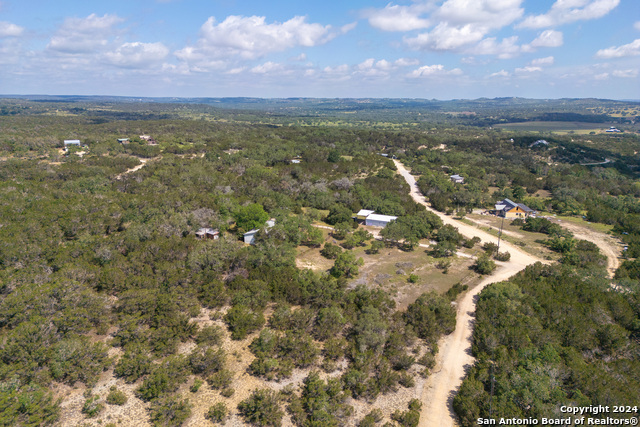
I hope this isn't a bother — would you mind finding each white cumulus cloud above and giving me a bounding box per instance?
[409,64,463,77]
[520,0,620,29]
[176,15,341,65]
[251,61,287,74]
[474,36,522,58]
[365,2,432,32]
[515,66,542,73]
[47,14,124,53]
[0,21,24,37]
[354,58,404,77]
[394,57,420,67]
[596,39,640,58]
[405,23,486,51]
[530,56,555,66]
[612,69,638,78]
[435,0,524,30]
[489,70,510,77]
[103,42,170,68]
[400,0,524,54]
[529,30,564,48]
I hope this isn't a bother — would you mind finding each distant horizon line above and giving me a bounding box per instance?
[1,94,639,103]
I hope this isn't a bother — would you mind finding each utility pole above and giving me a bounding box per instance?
[496,215,505,252]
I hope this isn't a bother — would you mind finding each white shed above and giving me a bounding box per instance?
[243,218,276,245]
[244,229,259,244]
[365,214,397,228]
[354,209,375,221]
[450,174,464,184]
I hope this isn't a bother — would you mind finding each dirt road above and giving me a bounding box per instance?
[546,218,622,277]
[115,156,162,180]
[393,160,543,427]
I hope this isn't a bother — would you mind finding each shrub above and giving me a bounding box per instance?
[435,259,451,272]
[81,393,104,418]
[114,346,152,383]
[221,388,235,398]
[493,251,511,261]
[330,251,363,278]
[313,306,346,341]
[208,369,233,390]
[49,338,110,387]
[189,379,203,393]
[106,386,128,406]
[205,402,228,424]
[405,292,456,344]
[331,222,352,240]
[418,353,436,369]
[431,240,456,258]
[481,242,498,254]
[366,239,385,254]
[408,274,419,283]
[325,205,352,225]
[188,346,226,376]
[234,203,269,233]
[510,218,525,226]
[149,397,192,427]
[320,243,342,259]
[358,409,383,427]
[408,399,422,412]
[391,399,422,427]
[195,325,223,346]
[136,357,189,402]
[224,305,265,340]
[473,254,496,275]
[399,372,416,388]
[0,382,60,426]
[463,236,481,248]
[238,389,284,427]
[445,282,468,301]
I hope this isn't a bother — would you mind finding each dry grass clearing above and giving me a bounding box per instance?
[348,244,479,310]
[296,224,482,310]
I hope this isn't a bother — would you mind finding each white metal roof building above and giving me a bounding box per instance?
[365,214,398,228]
[354,209,376,220]
[243,229,259,244]
[244,219,276,244]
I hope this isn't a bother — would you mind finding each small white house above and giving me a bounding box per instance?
[243,229,259,244]
[196,228,219,240]
[450,174,464,184]
[606,127,621,133]
[243,219,276,245]
[365,214,397,228]
[64,140,81,146]
[530,139,549,147]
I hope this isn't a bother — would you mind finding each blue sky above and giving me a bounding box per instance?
[0,0,638,99]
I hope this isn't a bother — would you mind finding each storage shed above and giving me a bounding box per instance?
[365,214,398,228]
[196,228,219,240]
